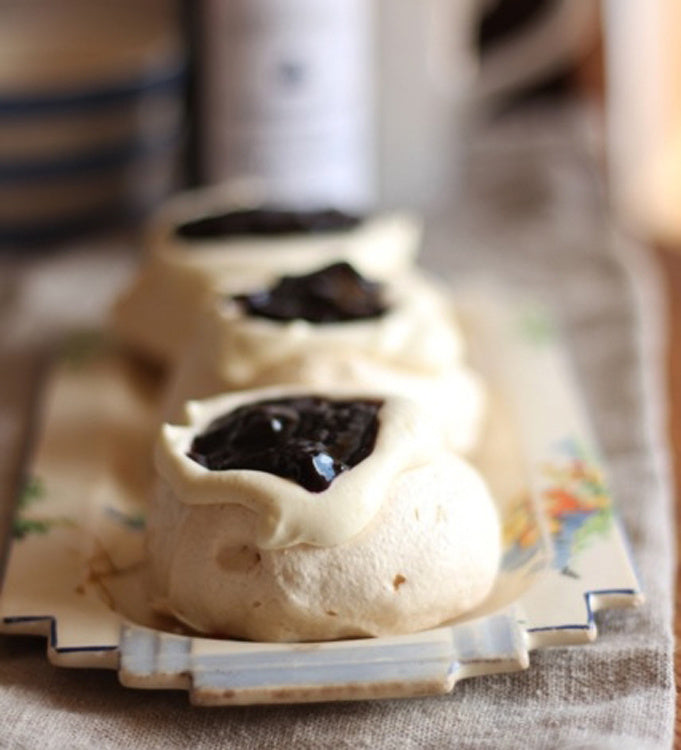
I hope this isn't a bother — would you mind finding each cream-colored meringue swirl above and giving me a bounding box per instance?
[155,387,440,549]
[112,184,421,365]
[146,183,421,282]
[163,270,466,420]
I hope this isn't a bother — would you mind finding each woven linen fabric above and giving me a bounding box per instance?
[0,103,675,749]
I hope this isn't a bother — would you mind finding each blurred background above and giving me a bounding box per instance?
[0,0,625,248]
[0,0,185,246]
[0,0,678,253]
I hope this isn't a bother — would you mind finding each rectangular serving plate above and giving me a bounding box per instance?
[0,291,643,704]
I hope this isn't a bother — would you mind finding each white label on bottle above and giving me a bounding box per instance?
[200,0,374,210]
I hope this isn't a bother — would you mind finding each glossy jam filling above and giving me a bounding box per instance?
[187,396,383,492]
[234,262,387,323]
[175,207,362,240]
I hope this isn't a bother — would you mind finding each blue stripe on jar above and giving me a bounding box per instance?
[0,61,186,117]
[0,197,157,248]
[0,128,183,183]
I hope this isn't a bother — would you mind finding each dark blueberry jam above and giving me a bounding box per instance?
[187,396,383,492]
[175,207,362,240]
[234,262,387,323]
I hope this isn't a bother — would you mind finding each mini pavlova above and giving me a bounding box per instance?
[111,183,421,366]
[162,262,485,454]
[147,386,501,642]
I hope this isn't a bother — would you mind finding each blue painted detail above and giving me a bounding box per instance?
[501,541,540,571]
[1,615,117,653]
[0,64,186,116]
[0,199,150,247]
[194,639,451,673]
[488,613,521,655]
[193,657,445,691]
[0,130,181,183]
[450,625,477,659]
[104,506,146,531]
[156,634,191,674]
[526,587,640,633]
[526,624,591,633]
[446,660,461,678]
[552,511,592,571]
[120,626,156,673]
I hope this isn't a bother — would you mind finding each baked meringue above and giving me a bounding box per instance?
[147,387,500,641]
[111,184,420,365]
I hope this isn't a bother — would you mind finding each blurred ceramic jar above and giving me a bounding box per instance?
[0,0,186,247]
[196,0,595,214]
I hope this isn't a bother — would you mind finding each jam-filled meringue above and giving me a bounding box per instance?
[163,263,468,420]
[111,184,421,365]
[147,387,501,642]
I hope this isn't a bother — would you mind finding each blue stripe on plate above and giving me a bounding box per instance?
[0,63,186,116]
[194,639,451,673]
[194,657,444,691]
[526,587,641,633]
[2,615,118,653]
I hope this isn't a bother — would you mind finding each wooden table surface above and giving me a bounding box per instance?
[654,248,681,746]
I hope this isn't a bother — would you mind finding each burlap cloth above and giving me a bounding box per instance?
[0,104,675,749]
